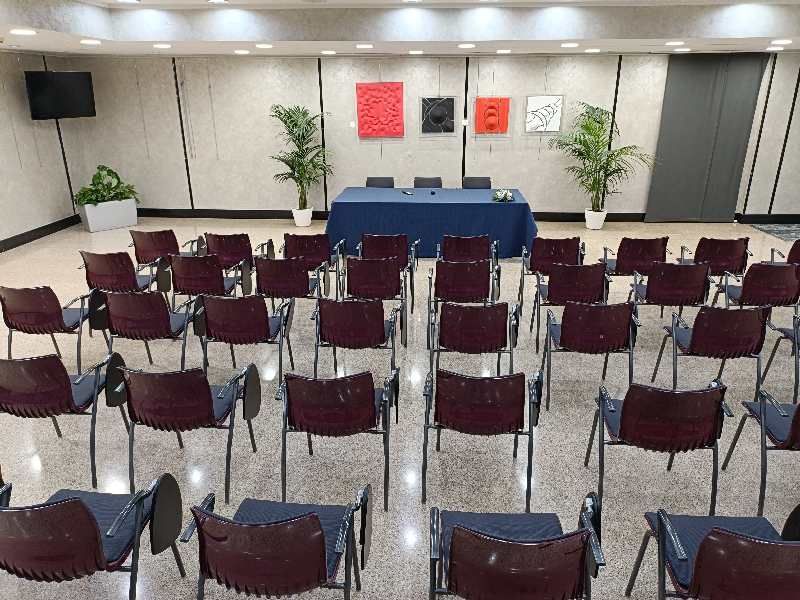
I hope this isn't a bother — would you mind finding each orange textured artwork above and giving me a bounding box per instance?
[475,97,510,134]
[356,82,404,137]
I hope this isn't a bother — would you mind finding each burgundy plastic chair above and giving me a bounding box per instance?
[718,262,800,310]
[631,262,713,319]
[652,305,769,392]
[254,256,327,309]
[422,370,541,512]
[518,237,585,312]
[0,286,93,372]
[0,473,185,600]
[438,234,497,265]
[359,234,420,310]
[283,233,345,299]
[600,237,669,276]
[278,371,396,510]
[104,291,195,370]
[345,258,409,345]
[625,504,800,600]
[168,254,247,310]
[768,239,800,266]
[121,364,260,504]
[677,237,751,277]
[585,380,732,516]
[430,493,604,600]
[544,302,640,410]
[180,486,373,600]
[204,233,262,270]
[195,294,294,382]
[430,302,519,377]
[762,313,799,404]
[0,352,125,488]
[129,229,198,265]
[80,250,169,295]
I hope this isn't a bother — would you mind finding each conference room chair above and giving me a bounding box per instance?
[438,234,498,266]
[282,233,346,300]
[518,236,585,309]
[255,255,327,311]
[414,176,443,188]
[422,369,541,511]
[631,261,713,319]
[168,254,249,311]
[716,262,800,311]
[652,305,769,393]
[103,291,195,370]
[762,314,799,404]
[80,250,168,294]
[461,176,491,189]
[767,238,800,265]
[600,236,670,276]
[430,301,519,376]
[277,371,395,511]
[723,387,800,515]
[180,485,373,600]
[204,232,269,271]
[121,364,260,504]
[625,503,800,599]
[366,176,394,188]
[343,258,408,347]
[130,229,203,263]
[195,294,294,381]
[0,472,186,600]
[429,492,604,600]
[585,380,731,516]
[313,297,402,379]
[0,285,93,371]
[677,238,752,302]
[358,233,420,311]
[0,352,126,488]
[543,302,640,410]
[528,263,610,353]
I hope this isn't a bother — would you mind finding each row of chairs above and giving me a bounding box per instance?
[366,176,492,189]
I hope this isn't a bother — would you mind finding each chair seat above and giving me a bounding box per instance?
[268,316,282,340]
[223,277,237,293]
[595,396,625,440]
[169,313,191,336]
[310,277,319,295]
[136,274,156,291]
[678,257,695,266]
[537,284,549,303]
[69,374,107,411]
[549,324,562,348]
[601,258,617,273]
[723,285,742,301]
[778,327,798,342]
[180,251,194,258]
[633,282,647,301]
[664,326,692,352]
[232,499,348,582]
[644,512,782,592]
[374,388,385,424]
[743,401,797,446]
[209,384,243,424]
[61,307,88,330]
[47,489,153,570]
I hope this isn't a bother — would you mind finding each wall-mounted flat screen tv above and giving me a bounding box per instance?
[25,71,96,120]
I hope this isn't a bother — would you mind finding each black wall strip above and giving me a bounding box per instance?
[172,58,195,210]
[0,215,80,253]
[768,62,800,214]
[461,57,469,182]
[742,53,776,215]
[601,56,623,205]
[318,58,329,211]
[43,56,75,213]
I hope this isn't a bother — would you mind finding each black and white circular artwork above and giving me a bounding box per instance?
[422,97,455,133]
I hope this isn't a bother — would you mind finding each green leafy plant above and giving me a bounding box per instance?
[74,165,139,207]
[549,102,655,212]
[269,105,333,211]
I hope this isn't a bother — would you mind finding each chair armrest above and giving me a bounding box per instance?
[0,482,11,507]
[546,309,558,326]
[217,367,247,399]
[430,507,440,560]
[672,312,689,329]
[631,313,642,328]
[107,477,159,537]
[761,390,789,417]
[254,239,274,258]
[580,510,606,569]
[423,372,433,398]
[275,381,286,403]
[746,248,753,257]
[665,247,673,255]
[579,242,586,265]
[334,503,356,556]
[356,242,362,259]
[602,247,615,264]
[62,292,92,309]
[180,493,216,543]
[412,239,420,266]
[599,385,616,413]
[632,270,644,285]
[528,372,543,426]
[279,243,286,256]
[73,353,116,385]
[181,238,197,251]
[173,297,195,314]
[436,243,441,261]
[274,298,292,319]
[771,248,786,264]
[656,509,687,561]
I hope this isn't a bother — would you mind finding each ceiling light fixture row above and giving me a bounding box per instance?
[767,46,784,51]
[9,29,36,35]
[81,39,101,45]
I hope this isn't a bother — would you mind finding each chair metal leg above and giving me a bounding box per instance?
[672,342,678,391]
[225,409,236,504]
[203,338,209,374]
[429,558,437,600]
[601,353,609,381]
[120,405,130,432]
[758,403,768,516]
[762,338,783,382]
[585,409,599,467]
[6,329,11,359]
[625,530,652,596]
[383,428,390,512]
[652,334,668,382]
[496,352,501,376]
[513,433,518,458]
[722,414,748,470]
[307,432,313,455]
[535,297,541,354]
[333,346,338,375]
[50,333,61,358]
[657,518,667,600]
[76,321,83,373]
[128,501,144,600]
[128,422,136,493]
[598,409,605,503]
[229,344,236,368]
[716,357,726,380]
[422,425,429,503]
[344,518,353,600]
[667,453,675,471]
[102,329,109,346]
[176,431,184,449]
[196,573,205,600]
[90,402,98,488]
[281,427,288,502]
[526,425,533,513]
[51,416,62,438]
[710,442,718,516]
[144,340,153,364]
[351,525,362,591]
[286,336,295,370]
[314,342,319,378]
[545,343,552,411]
[180,332,188,371]
[436,427,441,451]
[171,542,186,577]
[247,419,257,452]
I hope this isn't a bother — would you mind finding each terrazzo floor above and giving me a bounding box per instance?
[0,218,798,600]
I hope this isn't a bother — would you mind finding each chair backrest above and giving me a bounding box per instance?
[347,258,401,300]
[192,507,328,595]
[435,369,525,434]
[129,230,180,265]
[119,367,216,430]
[448,525,590,600]
[0,497,108,581]
[442,235,490,263]
[560,302,635,354]
[284,234,331,272]
[415,176,442,188]
[168,255,227,296]
[687,528,800,600]
[462,177,491,189]
[439,302,508,353]
[618,383,727,451]
[361,234,409,269]
[739,263,800,307]
[613,237,669,275]
[204,233,254,269]
[644,262,710,307]
[688,305,769,358]
[104,292,173,340]
[0,354,77,417]
[255,256,310,298]
[366,177,394,188]
[285,371,378,435]
[693,237,749,276]
[80,251,140,292]
[434,260,491,303]
[202,295,272,344]
[528,237,582,276]
[788,240,800,265]
[0,286,69,334]
[318,299,386,350]
[547,263,606,305]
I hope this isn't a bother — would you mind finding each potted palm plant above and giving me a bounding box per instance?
[74,165,139,232]
[549,103,655,230]
[269,105,333,227]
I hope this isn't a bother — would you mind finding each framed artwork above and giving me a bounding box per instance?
[525,95,563,133]
[356,82,404,137]
[421,97,456,134]
[475,97,510,134]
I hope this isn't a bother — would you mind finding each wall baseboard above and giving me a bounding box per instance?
[736,213,800,224]
[532,212,646,222]
[138,208,330,220]
[0,214,81,254]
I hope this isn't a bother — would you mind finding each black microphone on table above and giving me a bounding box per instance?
[431,190,435,195]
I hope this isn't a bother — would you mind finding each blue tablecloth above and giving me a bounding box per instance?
[325,188,538,258]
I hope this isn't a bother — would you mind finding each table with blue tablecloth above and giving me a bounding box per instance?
[325,188,538,258]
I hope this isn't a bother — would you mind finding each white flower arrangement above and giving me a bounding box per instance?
[492,189,515,203]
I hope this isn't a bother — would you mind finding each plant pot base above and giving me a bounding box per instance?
[584,209,608,230]
[292,208,313,227]
[78,199,138,233]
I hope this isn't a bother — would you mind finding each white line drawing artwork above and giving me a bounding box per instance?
[526,96,563,133]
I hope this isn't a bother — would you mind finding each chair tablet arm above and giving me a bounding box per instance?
[74,353,116,385]
[580,511,606,568]
[180,493,216,543]
[599,386,616,413]
[334,503,356,556]
[63,292,92,309]
[656,509,688,561]
[107,478,159,537]
[0,482,12,507]
[761,390,789,417]
[275,381,286,402]
[430,507,441,560]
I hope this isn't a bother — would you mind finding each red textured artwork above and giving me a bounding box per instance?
[356,82,404,137]
[475,97,510,134]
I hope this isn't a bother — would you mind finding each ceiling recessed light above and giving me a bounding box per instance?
[234,50,249,54]
[356,44,373,49]
[458,44,476,49]
[255,44,273,49]
[9,45,20,48]
[207,0,228,3]
[402,0,423,2]
[772,39,792,45]
[321,50,336,55]
[665,41,684,46]
[674,48,691,52]
[496,49,512,54]
[585,49,600,53]
[767,46,784,51]
[81,39,101,45]
[561,43,579,48]
[9,29,36,36]
[153,44,171,49]
[117,0,140,3]
[409,50,424,54]
[479,0,498,2]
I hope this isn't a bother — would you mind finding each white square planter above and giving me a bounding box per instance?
[78,198,138,233]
